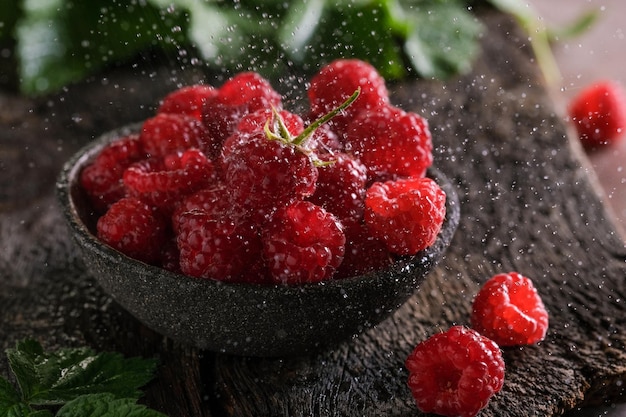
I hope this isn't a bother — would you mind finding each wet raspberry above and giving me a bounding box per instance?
[364,177,446,255]
[220,130,318,223]
[176,208,262,283]
[202,72,282,151]
[568,80,626,149]
[308,59,389,136]
[80,134,147,213]
[344,104,432,182]
[96,197,169,265]
[171,182,232,234]
[471,272,549,346]
[123,148,214,213]
[406,326,505,417]
[140,113,213,158]
[158,84,217,120]
[263,201,345,284]
[334,223,392,279]
[308,152,367,229]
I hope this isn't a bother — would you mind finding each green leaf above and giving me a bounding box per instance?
[403,1,483,79]
[15,0,188,95]
[6,340,158,406]
[56,393,166,417]
[0,375,22,416]
[280,0,408,79]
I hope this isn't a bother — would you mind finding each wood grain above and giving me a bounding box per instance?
[0,9,624,417]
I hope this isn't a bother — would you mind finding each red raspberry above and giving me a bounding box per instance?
[139,113,213,158]
[176,208,263,283]
[220,130,318,223]
[308,152,367,229]
[364,177,446,255]
[123,148,214,213]
[96,197,169,265]
[235,108,304,136]
[334,223,392,279]
[405,326,505,417]
[158,84,217,120]
[568,80,626,149]
[171,182,232,234]
[307,59,389,136]
[344,104,432,182]
[471,272,549,346]
[219,108,306,162]
[202,72,282,151]
[80,134,147,213]
[262,201,345,284]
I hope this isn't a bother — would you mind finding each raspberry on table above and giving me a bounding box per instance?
[405,325,505,417]
[262,201,345,285]
[96,197,169,265]
[471,272,549,346]
[140,113,213,158]
[158,84,217,120]
[80,134,147,213]
[568,80,626,149]
[307,59,389,136]
[344,104,433,182]
[364,177,446,255]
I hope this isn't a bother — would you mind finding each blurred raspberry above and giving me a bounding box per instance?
[568,80,626,149]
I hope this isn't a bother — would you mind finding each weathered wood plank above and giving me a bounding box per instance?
[0,8,624,417]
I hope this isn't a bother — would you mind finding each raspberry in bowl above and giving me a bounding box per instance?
[56,62,460,356]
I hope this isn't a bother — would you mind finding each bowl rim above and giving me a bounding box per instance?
[56,123,461,296]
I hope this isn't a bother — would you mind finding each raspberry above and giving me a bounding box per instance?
[334,223,392,279]
[176,207,263,283]
[344,104,432,182]
[405,326,505,417]
[262,201,345,284]
[139,113,213,158]
[80,134,147,213]
[158,84,217,120]
[235,108,305,136]
[308,59,389,136]
[219,108,306,161]
[308,152,367,229]
[364,177,446,255]
[202,71,282,151]
[171,183,231,234]
[96,197,169,265]
[471,272,549,346]
[568,80,626,149]
[220,129,318,224]
[123,148,214,213]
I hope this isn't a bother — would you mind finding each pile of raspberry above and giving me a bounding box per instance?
[80,59,447,285]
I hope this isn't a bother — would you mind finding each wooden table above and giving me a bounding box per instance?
[1,9,624,417]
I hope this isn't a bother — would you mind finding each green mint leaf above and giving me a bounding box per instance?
[0,375,21,414]
[280,0,407,80]
[403,1,483,79]
[56,393,166,417]
[2,403,53,417]
[15,0,188,95]
[6,340,157,407]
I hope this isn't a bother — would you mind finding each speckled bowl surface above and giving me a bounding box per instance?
[56,125,460,357]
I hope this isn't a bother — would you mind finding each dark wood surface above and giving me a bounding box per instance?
[1,9,624,417]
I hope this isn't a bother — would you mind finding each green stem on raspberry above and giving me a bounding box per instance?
[292,87,361,146]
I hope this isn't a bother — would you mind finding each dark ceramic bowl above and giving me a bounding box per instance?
[56,125,460,357]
